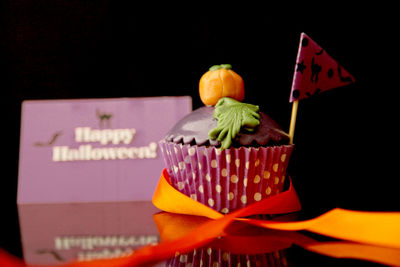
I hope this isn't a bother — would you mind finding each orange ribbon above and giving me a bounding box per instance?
[1,169,400,266]
[152,169,302,219]
[153,169,400,249]
[153,212,400,266]
[149,169,400,265]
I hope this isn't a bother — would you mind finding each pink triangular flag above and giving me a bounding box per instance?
[289,33,355,102]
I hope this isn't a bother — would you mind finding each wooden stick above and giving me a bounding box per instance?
[288,100,299,144]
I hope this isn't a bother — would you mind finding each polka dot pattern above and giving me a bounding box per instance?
[230,174,239,183]
[215,184,222,193]
[254,192,262,201]
[159,141,294,213]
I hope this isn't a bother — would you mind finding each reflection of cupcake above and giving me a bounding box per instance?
[159,65,293,213]
[154,212,291,267]
[165,247,288,267]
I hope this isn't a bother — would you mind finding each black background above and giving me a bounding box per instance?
[1,1,399,263]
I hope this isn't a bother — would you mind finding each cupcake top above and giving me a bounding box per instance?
[163,98,289,148]
[163,64,290,149]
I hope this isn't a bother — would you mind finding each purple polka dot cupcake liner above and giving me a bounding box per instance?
[159,141,294,214]
[165,247,288,267]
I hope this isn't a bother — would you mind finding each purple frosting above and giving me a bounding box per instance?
[164,106,289,147]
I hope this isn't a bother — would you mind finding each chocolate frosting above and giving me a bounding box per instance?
[164,106,289,147]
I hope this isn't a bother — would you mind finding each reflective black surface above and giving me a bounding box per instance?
[1,3,399,266]
[15,201,391,266]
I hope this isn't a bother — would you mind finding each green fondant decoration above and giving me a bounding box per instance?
[209,97,260,149]
[209,64,232,71]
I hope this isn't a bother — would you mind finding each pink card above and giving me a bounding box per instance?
[18,96,192,204]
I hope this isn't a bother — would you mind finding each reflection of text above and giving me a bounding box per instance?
[55,235,159,261]
[78,248,134,261]
[55,235,159,250]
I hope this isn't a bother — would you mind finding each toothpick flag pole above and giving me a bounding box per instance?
[288,32,355,144]
[288,100,298,145]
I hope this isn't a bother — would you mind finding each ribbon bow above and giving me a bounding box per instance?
[146,169,400,266]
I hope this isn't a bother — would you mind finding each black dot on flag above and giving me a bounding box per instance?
[301,38,309,47]
[292,89,300,99]
[327,68,334,78]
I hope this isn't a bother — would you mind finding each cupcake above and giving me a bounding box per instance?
[159,64,294,213]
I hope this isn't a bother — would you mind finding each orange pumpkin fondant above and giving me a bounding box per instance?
[199,64,245,106]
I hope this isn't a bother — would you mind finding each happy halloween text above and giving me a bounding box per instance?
[52,127,157,162]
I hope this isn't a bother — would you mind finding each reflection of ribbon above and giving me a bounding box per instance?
[1,169,400,266]
[154,212,400,266]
